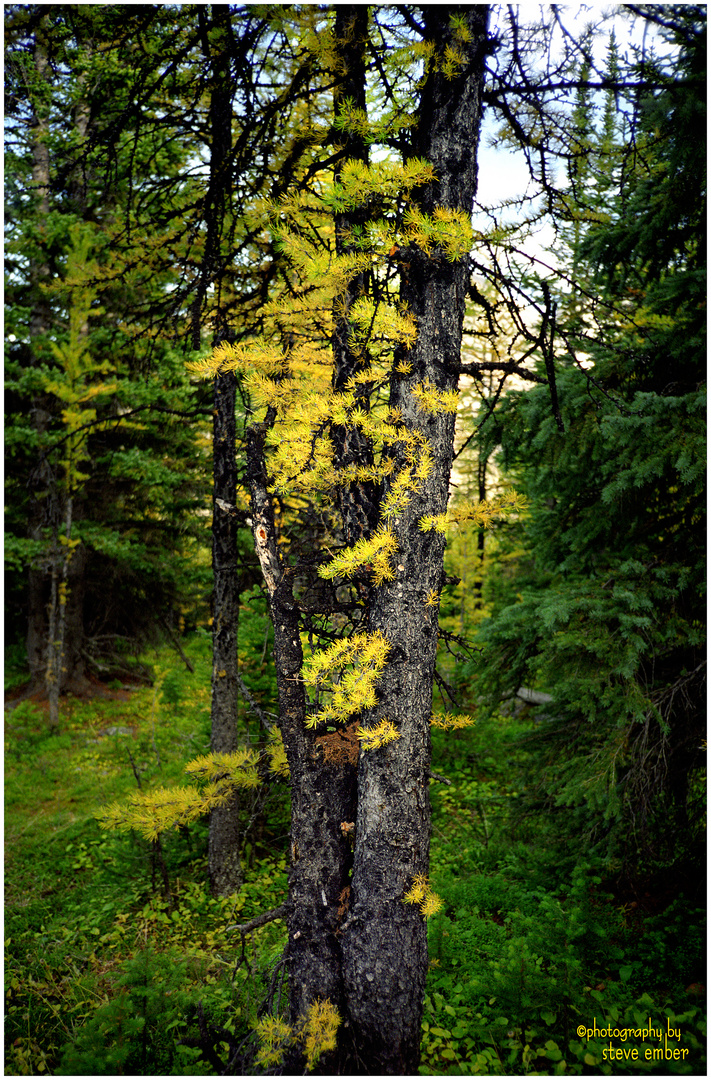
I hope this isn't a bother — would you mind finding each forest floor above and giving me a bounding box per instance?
[4,633,706,1075]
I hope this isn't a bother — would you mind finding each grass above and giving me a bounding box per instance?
[5,633,289,1075]
[4,635,706,1075]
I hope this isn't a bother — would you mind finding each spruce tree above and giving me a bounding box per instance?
[4,5,213,692]
[473,5,705,866]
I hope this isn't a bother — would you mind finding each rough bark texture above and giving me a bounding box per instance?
[243,7,490,1072]
[241,14,372,1058]
[331,6,379,546]
[341,8,491,1072]
[205,8,244,898]
[209,369,243,897]
[245,421,357,1053]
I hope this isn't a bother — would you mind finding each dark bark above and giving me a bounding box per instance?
[206,6,244,899]
[473,451,488,609]
[209,369,243,897]
[26,15,56,694]
[242,14,371,1063]
[245,421,357,1048]
[341,8,491,1072]
[331,6,379,546]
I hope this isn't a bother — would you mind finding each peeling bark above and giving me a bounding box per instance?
[245,420,357,1049]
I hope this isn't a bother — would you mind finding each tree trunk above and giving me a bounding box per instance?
[205,7,243,898]
[245,421,357,1043]
[243,8,490,1072]
[473,451,488,609]
[209,369,244,897]
[26,17,89,701]
[331,7,379,546]
[26,14,57,694]
[341,8,490,1072]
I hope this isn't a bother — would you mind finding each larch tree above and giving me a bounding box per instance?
[187,6,503,1072]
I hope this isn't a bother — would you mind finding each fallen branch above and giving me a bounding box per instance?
[226,903,289,978]
[429,770,453,786]
[225,903,289,938]
[159,615,195,673]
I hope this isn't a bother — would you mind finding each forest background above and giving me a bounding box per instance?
[4,3,705,1075]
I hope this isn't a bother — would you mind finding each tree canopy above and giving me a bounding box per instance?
[4,3,705,1074]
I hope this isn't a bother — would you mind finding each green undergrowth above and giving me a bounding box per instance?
[5,643,705,1075]
[421,717,706,1075]
[5,632,289,1076]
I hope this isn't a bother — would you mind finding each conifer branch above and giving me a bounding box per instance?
[403,874,444,917]
[356,718,401,750]
[456,360,547,384]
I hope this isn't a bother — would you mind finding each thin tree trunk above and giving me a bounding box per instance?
[245,421,357,1041]
[46,496,74,729]
[209,368,244,897]
[473,452,488,609]
[205,6,243,898]
[27,18,90,702]
[26,14,56,694]
[331,7,379,545]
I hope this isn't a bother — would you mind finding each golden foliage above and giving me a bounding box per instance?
[302,998,341,1070]
[411,378,460,415]
[98,740,289,842]
[356,717,401,751]
[254,1015,293,1072]
[302,631,390,727]
[403,873,444,917]
[179,135,528,760]
[96,783,232,842]
[429,712,476,731]
[254,999,341,1073]
[267,730,290,778]
[317,526,398,585]
[183,160,478,579]
[403,206,474,260]
[419,490,528,534]
[184,748,261,786]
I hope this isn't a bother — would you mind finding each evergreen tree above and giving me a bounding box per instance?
[473,6,705,867]
[4,5,213,692]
